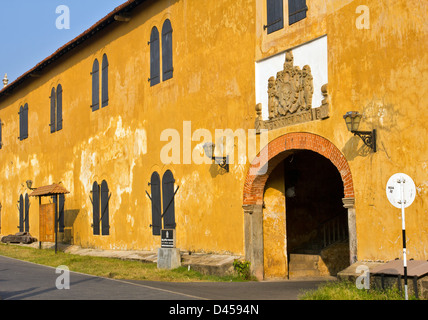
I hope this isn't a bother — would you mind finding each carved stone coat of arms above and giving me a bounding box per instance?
[269,51,313,118]
[256,50,329,132]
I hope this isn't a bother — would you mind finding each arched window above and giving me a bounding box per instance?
[19,104,28,141]
[50,85,63,133]
[100,180,110,236]
[24,194,30,232]
[162,19,173,81]
[24,104,29,139]
[58,194,65,233]
[18,194,24,232]
[150,172,162,235]
[149,27,160,86]
[19,106,24,140]
[91,59,100,111]
[162,170,176,230]
[101,54,109,108]
[92,181,100,235]
[50,87,56,133]
[56,84,63,131]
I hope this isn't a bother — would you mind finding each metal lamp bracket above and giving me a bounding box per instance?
[213,155,229,172]
[352,129,377,152]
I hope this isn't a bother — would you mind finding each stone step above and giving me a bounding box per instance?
[288,253,323,278]
[289,269,322,278]
[289,253,320,262]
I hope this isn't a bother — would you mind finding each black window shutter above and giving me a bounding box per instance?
[101,54,109,108]
[150,27,160,87]
[100,180,110,236]
[92,182,100,235]
[23,104,29,140]
[24,194,30,232]
[58,194,65,233]
[52,195,58,235]
[50,88,56,133]
[150,172,162,235]
[19,106,23,141]
[288,0,307,25]
[162,19,173,81]
[19,195,24,232]
[266,0,284,34]
[92,59,100,111]
[56,84,63,131]
[162,170,176,230]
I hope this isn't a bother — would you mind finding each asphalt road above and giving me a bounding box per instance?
[0,255,329,301]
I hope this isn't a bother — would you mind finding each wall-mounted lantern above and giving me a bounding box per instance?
[202,142,229,172]
[26,180,37,190]
[343,111,376,152]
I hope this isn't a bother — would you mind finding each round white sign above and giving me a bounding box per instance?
[386,173,416,209]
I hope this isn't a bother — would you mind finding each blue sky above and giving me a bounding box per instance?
[0,0,125,83]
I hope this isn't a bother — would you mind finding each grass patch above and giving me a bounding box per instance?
[0,243,246,282]
[299,280,419,300]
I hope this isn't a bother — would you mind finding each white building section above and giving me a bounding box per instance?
[256,35,328,120]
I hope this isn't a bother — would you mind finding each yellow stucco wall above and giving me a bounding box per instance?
[0,0,256,254]
[0,0,426,270]
[263,164,287,278]
[256,0,427,263]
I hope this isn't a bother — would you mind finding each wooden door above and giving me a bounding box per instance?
[39,203,55,242]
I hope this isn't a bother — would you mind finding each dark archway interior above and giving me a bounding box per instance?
[284,150,349,255]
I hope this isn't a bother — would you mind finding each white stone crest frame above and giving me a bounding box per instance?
[255,35,328,121]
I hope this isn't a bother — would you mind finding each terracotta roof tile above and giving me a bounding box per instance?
[29,184,70,197]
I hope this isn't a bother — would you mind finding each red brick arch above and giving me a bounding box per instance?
[243,132,354,206]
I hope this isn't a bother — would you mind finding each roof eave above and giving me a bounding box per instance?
[0,0,144,100]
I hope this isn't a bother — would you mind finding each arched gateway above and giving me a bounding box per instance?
[242,133,356,280]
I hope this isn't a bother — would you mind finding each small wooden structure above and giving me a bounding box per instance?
[29,184,70,253]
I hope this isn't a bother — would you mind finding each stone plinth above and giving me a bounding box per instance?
[157,248,181,270]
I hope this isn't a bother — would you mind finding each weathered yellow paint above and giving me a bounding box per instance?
[0,0,426,276]
[263,164,287,279]
[256,0,428,264]
[0,0,256,254]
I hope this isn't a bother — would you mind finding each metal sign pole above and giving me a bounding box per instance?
[386,173,416,301]
[398,177,408,300]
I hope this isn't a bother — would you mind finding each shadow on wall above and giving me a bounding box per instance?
[319,242,350,276]
[209,163,228,178]
[342,135,373,161]
[342,98,400,161]
[61,209,79,244]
